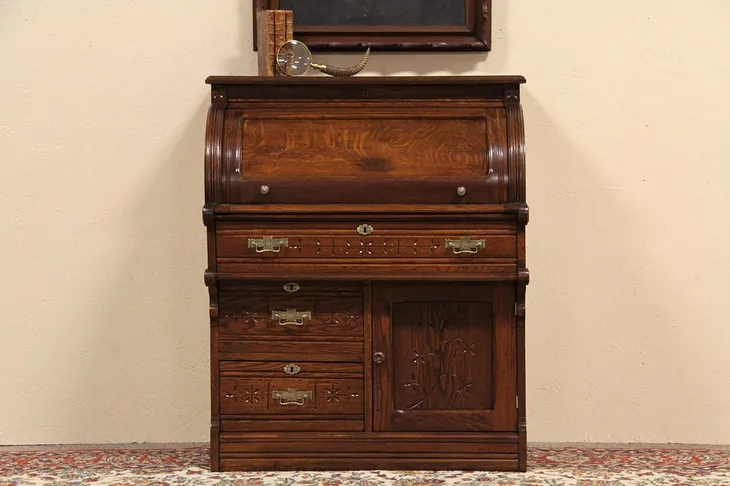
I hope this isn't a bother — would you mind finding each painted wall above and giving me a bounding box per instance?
[1,0,729,444]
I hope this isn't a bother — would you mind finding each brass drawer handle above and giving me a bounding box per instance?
[273,388,312,406]
[272,308,312,326]
[445,237,486,255]
[248,236,289,253]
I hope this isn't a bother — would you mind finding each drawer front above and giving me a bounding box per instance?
[218,281,364,339]
[217,223,516,261]
[220,361,363,378]
[218,340,364,362]
[220,378,363,415]
[220,418,363,432]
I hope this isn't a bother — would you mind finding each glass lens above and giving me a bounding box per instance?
[276,40,312,76]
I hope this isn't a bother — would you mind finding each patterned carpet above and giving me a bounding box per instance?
[1,445,729,485]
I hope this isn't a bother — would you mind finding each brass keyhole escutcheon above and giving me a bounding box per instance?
[373,352,385,364]
[357,224,374,236]
[284,364,301,376]
[283,282,300,293]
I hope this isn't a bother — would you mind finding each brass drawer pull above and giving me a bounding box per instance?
[445,236,486,255]
[272,308,312,326]
[248,236,289,253]
[273,388,312,406]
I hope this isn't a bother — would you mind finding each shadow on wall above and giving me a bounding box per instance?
[521,91,695,443]
[67,99,211,443]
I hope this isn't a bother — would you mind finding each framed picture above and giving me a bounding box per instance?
[253,0,492,51]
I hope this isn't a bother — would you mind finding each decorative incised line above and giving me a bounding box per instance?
[404,380,420,393]
[226,385,261,404]
[289,238,302,253]
[359,240,373,255]
[413,351,436,364]
[403,306,481,410]
[227,311,265,326]
[243,385,261,404]
[277,238,446,257]
[326,386,341,403]
[326,385,360,403]
[429,239,440,255]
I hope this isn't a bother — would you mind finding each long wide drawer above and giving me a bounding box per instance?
[218,281,363,340]
[216,221,516,261]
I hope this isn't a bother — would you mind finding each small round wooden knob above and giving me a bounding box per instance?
[260,185,270,195]
[456,186,467,197]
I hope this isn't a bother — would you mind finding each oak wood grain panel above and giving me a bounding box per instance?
[219,456,518,471]
[220,361,363,378]
[242,117,487,180]
[216,220,517,231]
[217,263,517,281]
[232,178,502,204]
[221,419,363,432]
[214,203,527,216]
[218,286,363,339]
[220,438,518,454]
[220,378,363,415]
[363,281,373,433]
[217,233,516,260]
[218,340,363,362]
[392,302,494,411]
[219,431,519,441]
[373,282,517,432]
[506,100,526,203]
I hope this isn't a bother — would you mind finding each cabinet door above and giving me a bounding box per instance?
[373,282,517,432]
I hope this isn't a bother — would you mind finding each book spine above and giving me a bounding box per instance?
[273,10,286,76]
[256,9,276,76]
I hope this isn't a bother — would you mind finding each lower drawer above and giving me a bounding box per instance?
[220,418,363,432]
[220,377,363,415]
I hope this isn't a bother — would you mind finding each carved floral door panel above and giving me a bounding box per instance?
[373,282,517,432]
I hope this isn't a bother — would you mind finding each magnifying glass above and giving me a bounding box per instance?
[276,40,371,77]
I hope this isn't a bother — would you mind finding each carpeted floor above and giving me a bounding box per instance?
[1,445,729,485]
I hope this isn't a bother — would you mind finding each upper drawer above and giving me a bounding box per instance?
[208,102,521,204]
[218,281,364,340]
[216,221,517,261]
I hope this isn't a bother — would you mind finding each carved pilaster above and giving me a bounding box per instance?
[205,91,226,203]
[506,101,526,203]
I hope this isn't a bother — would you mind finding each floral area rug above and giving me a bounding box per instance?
[1,445,729,485]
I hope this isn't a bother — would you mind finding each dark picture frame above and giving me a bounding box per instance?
[253,0,492,51]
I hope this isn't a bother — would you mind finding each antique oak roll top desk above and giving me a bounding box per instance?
[203,76,528,472]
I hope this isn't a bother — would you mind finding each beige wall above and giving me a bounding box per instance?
[1,0,729,445]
